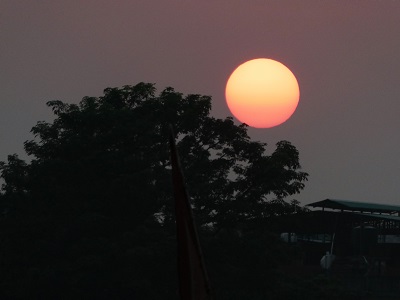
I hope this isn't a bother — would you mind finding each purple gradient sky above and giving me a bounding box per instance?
[2,1,400,206]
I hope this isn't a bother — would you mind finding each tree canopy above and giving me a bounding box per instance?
[0,82,309,298]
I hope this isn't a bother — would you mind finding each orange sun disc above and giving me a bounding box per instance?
[225,58,300,128]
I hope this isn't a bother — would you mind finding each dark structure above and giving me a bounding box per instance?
[278,199,400,298]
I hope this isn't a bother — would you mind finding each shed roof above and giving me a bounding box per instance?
[307,198,400,215]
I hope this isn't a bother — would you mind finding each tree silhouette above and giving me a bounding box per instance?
[0,82,308,298]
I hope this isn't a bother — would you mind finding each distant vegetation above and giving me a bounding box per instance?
[0,83,312,298]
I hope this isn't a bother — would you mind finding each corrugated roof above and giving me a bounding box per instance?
[306,198,400,214]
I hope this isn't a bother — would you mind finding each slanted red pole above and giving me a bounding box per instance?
[169,127,213,300]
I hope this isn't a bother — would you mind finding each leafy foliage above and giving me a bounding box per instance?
[0,82,308,298]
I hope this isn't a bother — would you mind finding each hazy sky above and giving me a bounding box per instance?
[2,1,400,206]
